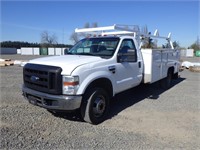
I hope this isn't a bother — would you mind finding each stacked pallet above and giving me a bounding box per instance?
[0,59,14,67]
[189,66,200,73]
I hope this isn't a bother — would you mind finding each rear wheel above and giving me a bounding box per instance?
[80,88,109,125]
[160,69,173,90]
[173,72,179,79]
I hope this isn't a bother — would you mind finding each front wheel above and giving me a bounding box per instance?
[80,88,109,125]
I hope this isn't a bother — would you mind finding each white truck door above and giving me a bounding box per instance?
[115,39,141,93]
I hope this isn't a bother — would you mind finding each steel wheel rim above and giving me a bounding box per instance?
[93,95,106,117]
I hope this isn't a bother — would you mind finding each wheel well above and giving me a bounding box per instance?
[168,66,179,79]
[85,78,113,98]
[168,67,174,74]
[168,67,179,79]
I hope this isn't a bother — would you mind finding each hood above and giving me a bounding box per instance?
[29,55,103,75]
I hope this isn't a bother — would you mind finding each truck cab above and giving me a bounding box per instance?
[22,24,179,124]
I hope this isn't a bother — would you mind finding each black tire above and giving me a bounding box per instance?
[80,88,109,125]
[173,72,179,79]
[160,70,173,90]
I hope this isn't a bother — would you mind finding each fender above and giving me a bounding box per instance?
[76,70,116,96]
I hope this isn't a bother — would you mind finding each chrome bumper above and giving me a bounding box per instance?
[22,85,82,111]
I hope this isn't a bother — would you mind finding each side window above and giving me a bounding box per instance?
[118,39,137,62]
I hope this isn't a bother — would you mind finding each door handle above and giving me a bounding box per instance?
[108,66,116,74]
[138,62,141,68]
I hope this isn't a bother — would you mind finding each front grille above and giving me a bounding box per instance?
[23,63,62,95]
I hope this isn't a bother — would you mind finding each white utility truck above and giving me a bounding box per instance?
[22,24,180,124]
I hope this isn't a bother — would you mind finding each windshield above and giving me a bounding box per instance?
[67,37,119,58]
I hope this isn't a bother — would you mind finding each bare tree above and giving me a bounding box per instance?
[92,22,98,27]
[140,25,157,48]
[70,22,99,44]
[141,25,148,35]
[83,22,98,28]
[70,32,79,44]
[40,31,58,47]
[84,22,90,28]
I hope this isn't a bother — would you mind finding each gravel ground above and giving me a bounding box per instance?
[0,55,200,149]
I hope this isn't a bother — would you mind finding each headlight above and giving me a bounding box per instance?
[62,76,79,95]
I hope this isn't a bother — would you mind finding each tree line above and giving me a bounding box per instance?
[0,41,72,49]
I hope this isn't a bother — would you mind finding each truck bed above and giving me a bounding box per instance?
[141,48,180,84]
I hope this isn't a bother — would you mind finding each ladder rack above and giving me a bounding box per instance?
[75,24,174,49]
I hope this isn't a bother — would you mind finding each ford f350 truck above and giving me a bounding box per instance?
[22,24,180,124]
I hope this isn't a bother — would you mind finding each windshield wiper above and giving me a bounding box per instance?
[77,53,94,56]
[66,52,74,55]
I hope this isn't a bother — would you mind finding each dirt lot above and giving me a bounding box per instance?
[0,55,200,149]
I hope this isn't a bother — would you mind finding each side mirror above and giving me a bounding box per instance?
[117,53,124,63]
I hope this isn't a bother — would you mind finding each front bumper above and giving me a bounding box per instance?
[22,85,82,111]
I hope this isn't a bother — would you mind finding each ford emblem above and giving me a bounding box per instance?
[30,76,40,82]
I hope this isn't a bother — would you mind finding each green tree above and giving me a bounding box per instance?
[162,41,180,49]
[0,41,40,48]
[190,37,200,51]
[173,41,180,49]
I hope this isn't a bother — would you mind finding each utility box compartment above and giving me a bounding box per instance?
[141,48,180,84]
